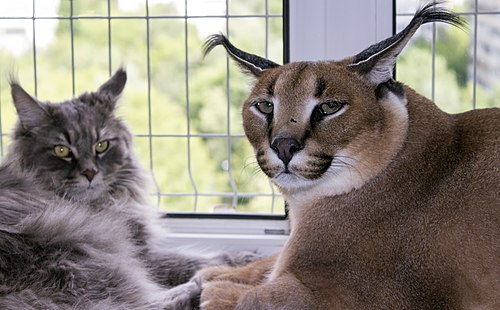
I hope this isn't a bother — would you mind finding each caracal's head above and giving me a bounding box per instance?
[204,4,464,203]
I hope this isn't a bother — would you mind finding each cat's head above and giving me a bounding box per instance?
[7,69,146,205]
[204,4,464,201]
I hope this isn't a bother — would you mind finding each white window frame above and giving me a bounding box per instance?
[164,0,394,254]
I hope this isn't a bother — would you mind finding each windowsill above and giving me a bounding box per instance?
[162,216,289,255]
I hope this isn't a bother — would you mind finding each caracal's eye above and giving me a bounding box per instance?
[54,145,71,158]
[95,140,109,154]
[255,101,274,114]
[318,101,344,115]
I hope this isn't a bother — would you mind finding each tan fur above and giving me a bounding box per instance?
[203,72,499,310]
[199,256,276,310]
[203,70,499,309]
[200,6,499,310]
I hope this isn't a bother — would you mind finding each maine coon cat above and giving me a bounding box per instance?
[0,69,255,309]
[198,3,499,309]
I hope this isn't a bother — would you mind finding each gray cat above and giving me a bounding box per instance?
[0,69,255,309]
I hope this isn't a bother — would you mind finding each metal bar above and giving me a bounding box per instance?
[0,79,3,157]
[107,0,112,76]
[158,192,281,198]
[0,14,285,20]
[265,0,269,59]
[472,0,478,110]
[431,22,436,102]
[184,0,199,211]
[32,0,38,96]
[265,0,276,213]
[224,0,239,208]
[70,0,75,96]
[145,0,162,207]
[135,133,247,138]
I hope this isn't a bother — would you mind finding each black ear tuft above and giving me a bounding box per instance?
[203,33,280,77]
[98,67,127,98]
[349,2,467,85]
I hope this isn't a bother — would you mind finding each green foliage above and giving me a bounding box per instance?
[435,26,469,86]
[398,24,499,114]
[0,0,284,214]
[1,1,497,214]
[398,45,464,113]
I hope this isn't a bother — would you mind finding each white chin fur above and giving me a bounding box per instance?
[273,154,364,206]
[273,172,312,190]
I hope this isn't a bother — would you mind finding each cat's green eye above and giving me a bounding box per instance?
[95,140,109,154]
[54,145,71,158]
[255,101,274,114]
[318,101,345,116]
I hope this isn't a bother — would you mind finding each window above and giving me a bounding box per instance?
[0,1,498,251]
[0,0,286,216]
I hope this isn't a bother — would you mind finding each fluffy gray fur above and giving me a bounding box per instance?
[0,69,255,309]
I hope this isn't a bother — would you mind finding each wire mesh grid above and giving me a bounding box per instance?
[0,0,286,215]
[396,0,500,112]
[1,1,498,215]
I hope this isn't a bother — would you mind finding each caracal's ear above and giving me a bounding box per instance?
[348,2,466,85]
[10,80,50,130]
[97,67,127,99]
[203,33,280,77]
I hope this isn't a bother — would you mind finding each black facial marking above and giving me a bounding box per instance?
[302,129,311,143]
[265,113,273,125]
[290,63,309,90]
[310,106,325,130]
[62,131,72,146]
[314,77,327,98]
[266,77,277,97]
[267,124,274,144]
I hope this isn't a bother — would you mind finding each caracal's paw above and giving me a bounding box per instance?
[200,280,252,310]
[197,265,237,283]
[197,254,276,287]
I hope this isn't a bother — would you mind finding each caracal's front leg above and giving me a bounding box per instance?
[199,255,276,310]
[201,272,317,310]
[200,255,276,284]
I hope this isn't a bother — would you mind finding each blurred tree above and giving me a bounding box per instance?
[398,23,499,113]
[0,0,284,214]
[398,44,464,113]
[4,1,495,213]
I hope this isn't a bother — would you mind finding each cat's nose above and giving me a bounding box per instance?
[271,137,303,165]
[81,169,98,182]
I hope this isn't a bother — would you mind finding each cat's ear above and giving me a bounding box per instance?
[10,82,50,129]
[97,68,127,99]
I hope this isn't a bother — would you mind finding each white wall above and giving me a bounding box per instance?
[289,0,393,61]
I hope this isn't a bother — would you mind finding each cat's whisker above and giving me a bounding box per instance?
[332,158,364,179]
